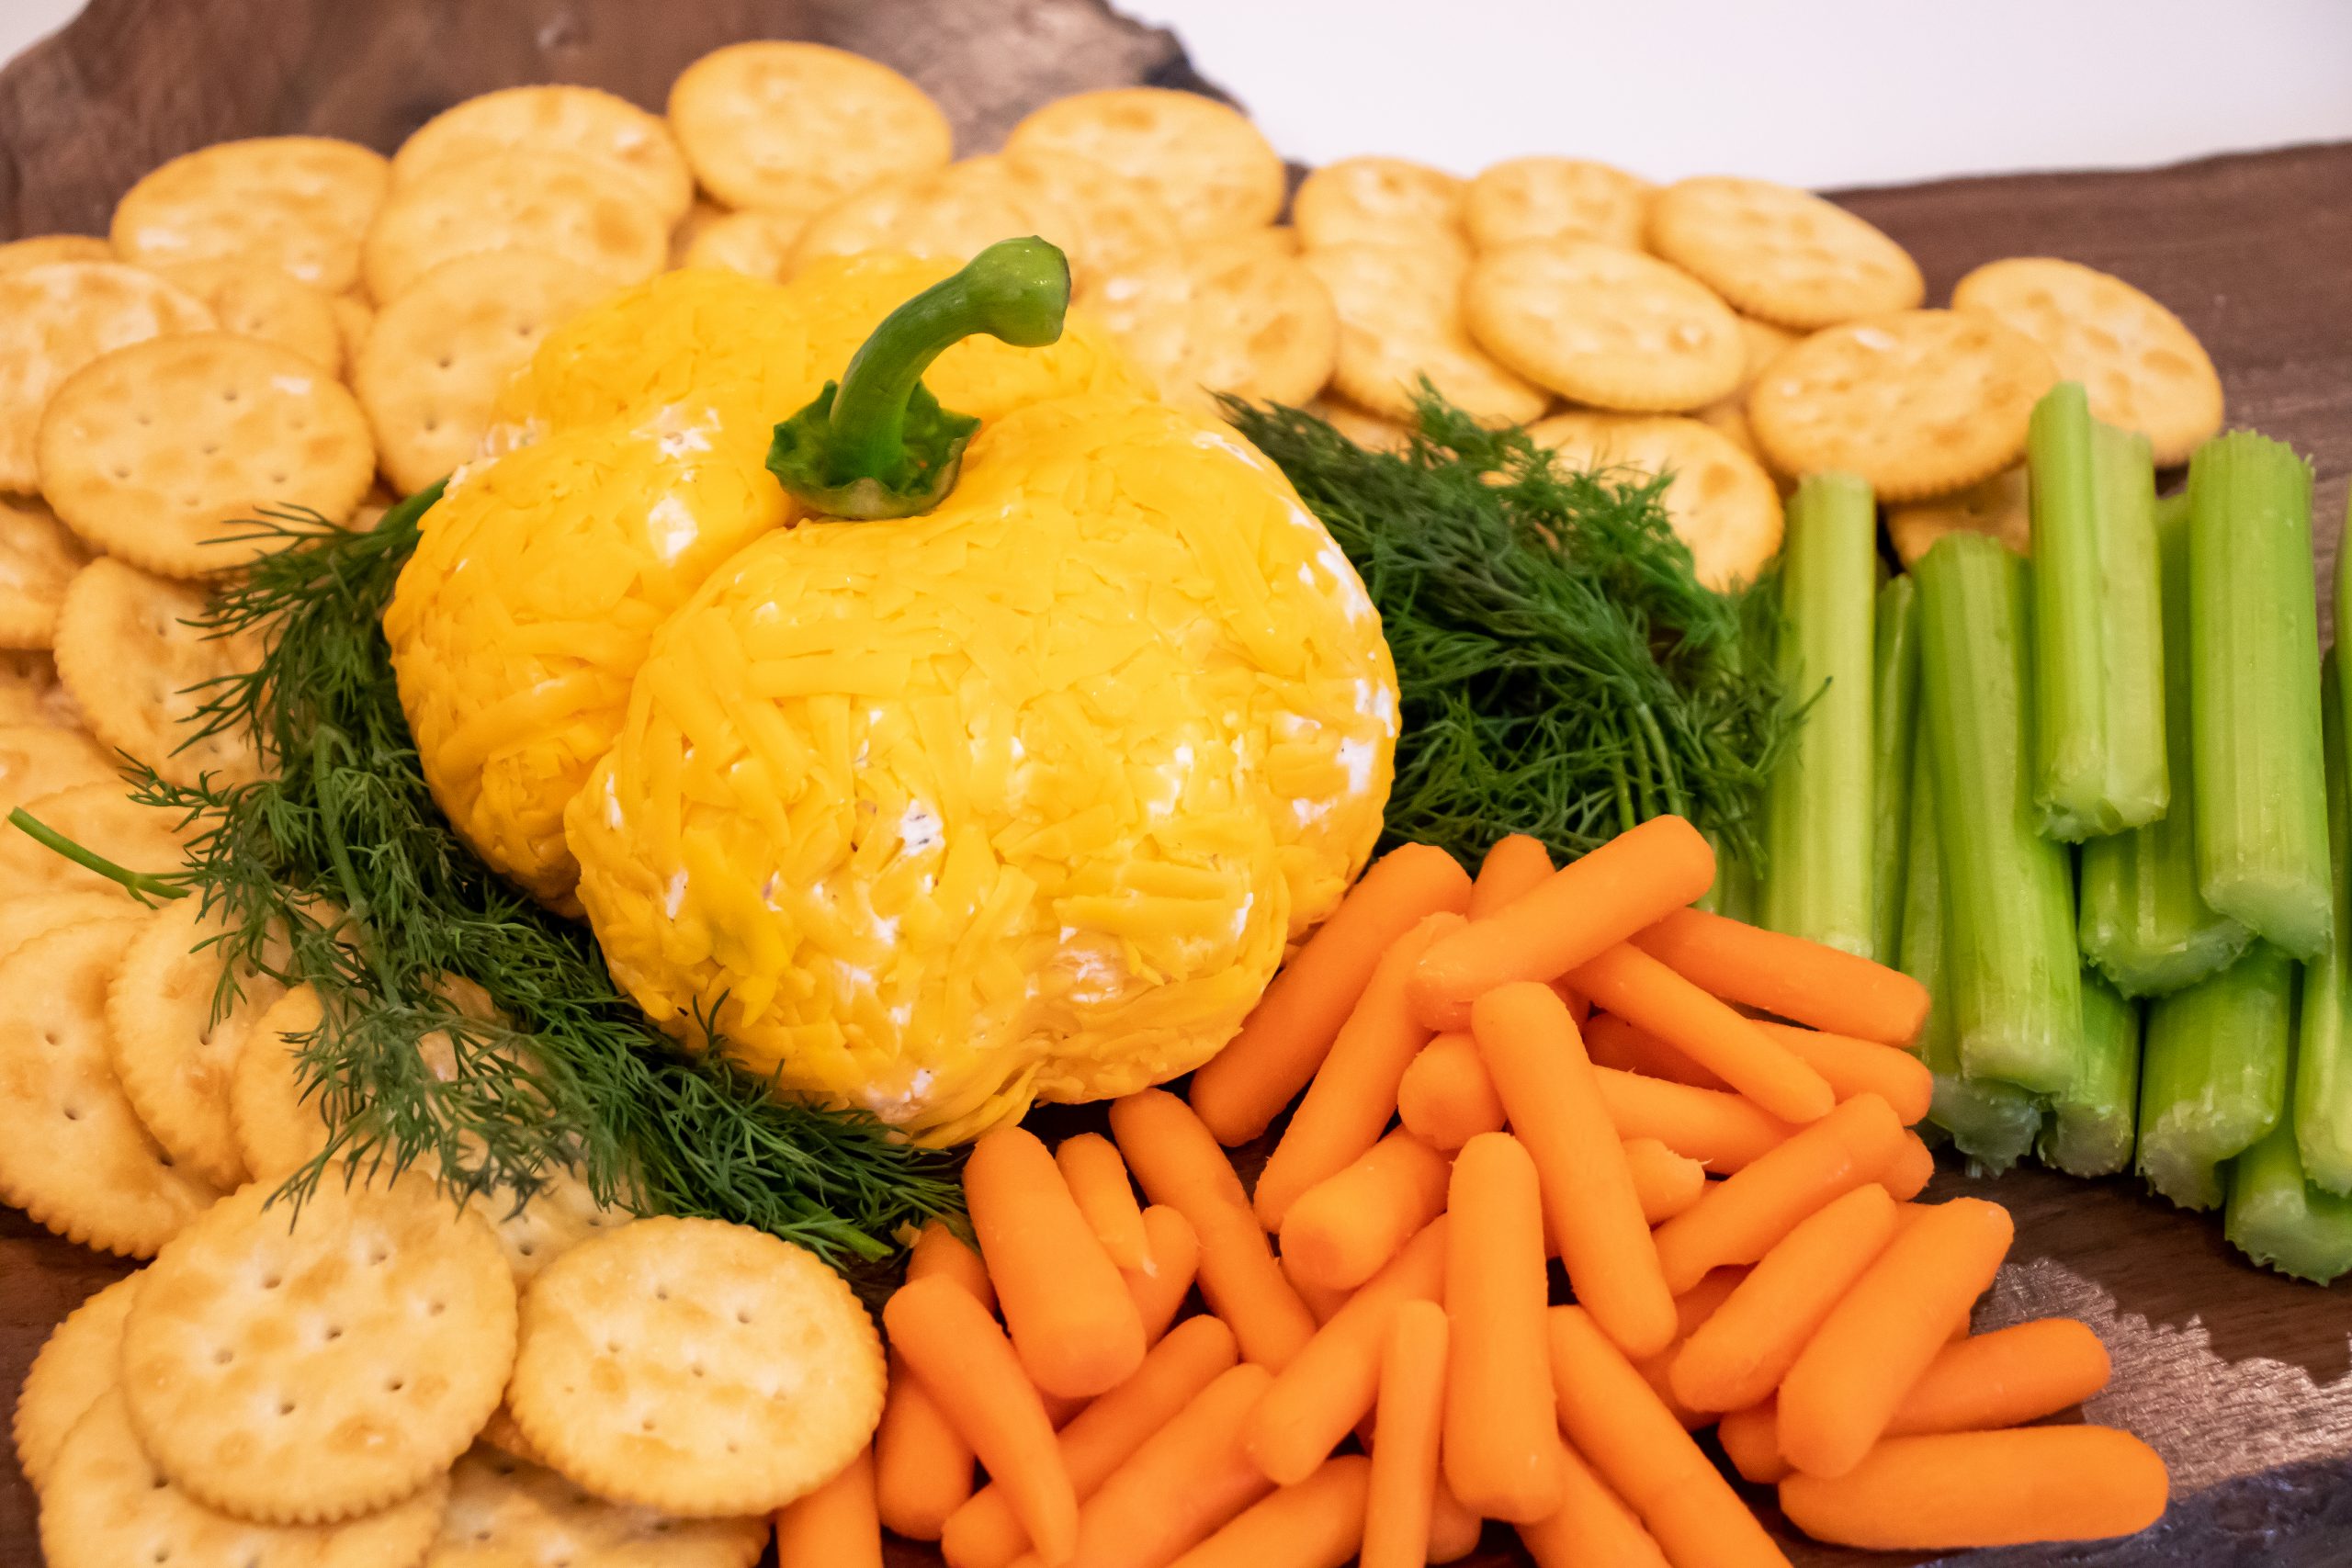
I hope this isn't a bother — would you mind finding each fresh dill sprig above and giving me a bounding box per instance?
[109,485,956,1264]
[1227,389,1799,872]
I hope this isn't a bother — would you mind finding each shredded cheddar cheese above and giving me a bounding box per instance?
[566,396,1397,1141]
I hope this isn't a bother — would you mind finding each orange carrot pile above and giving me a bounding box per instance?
[858,817,2170,1565]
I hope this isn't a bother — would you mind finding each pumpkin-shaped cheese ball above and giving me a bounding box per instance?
[566,243,1396,1141]
[384,398,786,910]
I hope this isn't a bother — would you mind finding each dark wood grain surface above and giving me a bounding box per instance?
[3,1,2349,1564]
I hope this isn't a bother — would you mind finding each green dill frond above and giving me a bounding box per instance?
[1227,388,1799,872]
[113,486,957,1265]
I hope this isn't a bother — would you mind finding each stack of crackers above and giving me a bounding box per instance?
[0,895,883,1565]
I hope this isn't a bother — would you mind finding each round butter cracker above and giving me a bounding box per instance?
[0,235,114,276]
[1530,412,1785,589]
[0,723,113,822]
[1005,87,1284,243]
[1888,466,2032,568]
[507,1217,886,1518]
[51,558,267,787]
[0,781,193,901]
[362,150,670,304]
[111,136,390,294]
[14,1272,140,1495]
[679,208,808,281]
[1314,398,1414,453]
[1466,236,1744,411]
[40,1390,449,1568]
[429,1444,771,1568]
[0,892,137,965]
[669,42,951,220]
[38,332,377,579]
[0,918,221,1259]
[1087,234,1338,413]
[395,85,695,224]
[150,257,345,374]
[1002,148,1181,288]
[120,1172,517,1524]
[0,262,216,494]
[1303,241,1547,426]
[0,497,94,649]
[1747,309,2057,502]
[355,250,613,496]
[1649,175,1923,331]
[1294,155,1465,251]
[105,900,288,1192]
[1951,255,2222,467]
[1465,155,1652,251]
[792,156,1080,276]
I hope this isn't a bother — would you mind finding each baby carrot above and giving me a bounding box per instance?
[1059,1132,1151,1272]
[1473,983,1677,1358]
[1571,943,1838,1125]
[1650,1092,1905,1294]
[1750,1021,1936,1124]
[1884,1318,2111,1437]
[1470,832,1555,918]
[1592,1067,1796,1173]
[1515,1437,1671,1568]
[876,1223,998,1540]
[1412,815,1718,1030]
[1360,1300,1446,1568]
[775,1446,881,1568]
[1442,1134,1563,1523]
[1124,1205,1201,1348]
[1778,1427,2168,1549]
[1280,1129,1452,1292]
[1426,1483,1484,1563]
[1282,1246,1354,1325]
[1882,1129,1936,1201]
[1716,1398,1791,1483]
[1633,906,1931,1045]
[944,1316,1240,1568]
[1113,1089,1318,1371]
[968,1127,1148,1399]
[1623,1138,1709,1224]
[1256,913,1462,1229]
[1631,1265,1750,1428]
[1668,1184,1901,1414]
[1170,1455,1372,1568]
[1777,1197,2017,1478]
[886,1275,1079,1566]
[1583,1011,1727,1089]
[1018,1363,1277,1568]
[1545,1305,1792,1567]
[1247,1217,1449,1484]
[1396,1032,1505,1150]
[1193,842,1473,1145]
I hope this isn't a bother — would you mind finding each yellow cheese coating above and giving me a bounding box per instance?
[566,395,1397,1141]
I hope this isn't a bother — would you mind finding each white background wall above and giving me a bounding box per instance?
[7,0,2352,187]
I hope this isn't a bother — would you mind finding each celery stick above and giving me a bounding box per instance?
[1916,532,2082,1094]
[2188,433,2332,959]
[1868,574,1920,965]
[1899,750,2044,1171]
[2078,491,2250,997]
[2135,942,2293,1211]
[1761,472,1876,957]
[2039,969,2140,1177]
[2293,647,2352,1192]
[2225,1095,2352,1284]
[2027,384,2167,839]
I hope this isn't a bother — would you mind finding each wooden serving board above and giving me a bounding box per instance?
[3,2,2349,1563]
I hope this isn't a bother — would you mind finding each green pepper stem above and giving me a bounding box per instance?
[6,808,187,905]
[768,237,1071,519]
